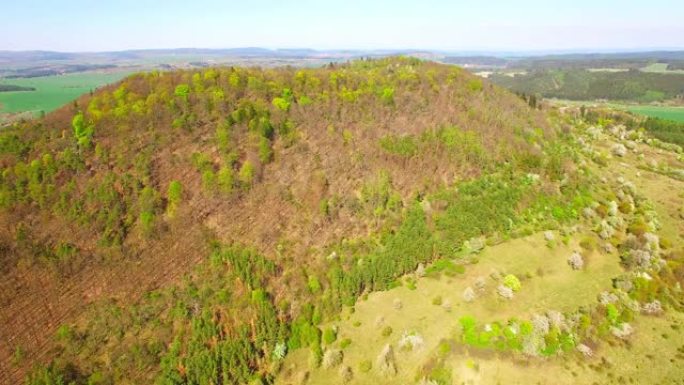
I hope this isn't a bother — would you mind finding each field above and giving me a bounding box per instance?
[640,62,684,74]
[0,71,130,116]
[625,105,684,122]
[550,99,684,122]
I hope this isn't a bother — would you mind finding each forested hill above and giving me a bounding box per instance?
[490,69,684,102]
[0,57,566,384]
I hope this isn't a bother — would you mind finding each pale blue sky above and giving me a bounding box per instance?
[2,0,683,52]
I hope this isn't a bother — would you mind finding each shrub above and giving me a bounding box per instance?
[463,287,476,302]
[307,275,321,294]
[238,161,255,187]
[166,180,182,217]
[258,137,273,163]
[381,326,393,337]
[503,274,521,292]
[467,79,483,92]
[323,327,337,345]
[217,167,234,193]
[322,349,343,369]
[359,360,372,373]
[340,338,352,349]
[497,285,514,299]
[567,252,584,270]
[174,84,190,99]
[375,344,397,376]
[432,296,443,306]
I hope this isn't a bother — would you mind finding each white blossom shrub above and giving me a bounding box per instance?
[598,220,615,240]
[442,299,452,311]
[393,298,403,310]
[474,276,487,291]
[376,344,397,376]
[599,291,618,305]
[612,143,627,157]
[567,252,584,270]
[643,233,660,253]
[497,285,514,299]
[532,314,550,335]
[463,287,476,302]
[642,300,662,315]
[322,349,343,369]
[272,342,287,360]
[547,310,564,328]
[415,263,426,278]
[398,332,424,351]
[610,323,634,339]
[544,230,555,241]
[607,201,619,216]
[339,366,353,383]
[577,343,593,357]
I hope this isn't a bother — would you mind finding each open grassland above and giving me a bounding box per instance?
[625,105,684,122]
[276,121,684,385]
[0,71,130,115]
[276,231,623,385]
[640,62,684,75]
[550,99,684,123]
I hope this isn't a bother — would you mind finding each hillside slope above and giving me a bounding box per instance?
[1,58,568,384]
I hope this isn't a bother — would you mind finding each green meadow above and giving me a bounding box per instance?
[624,105,684,122]
[0,71,130,115]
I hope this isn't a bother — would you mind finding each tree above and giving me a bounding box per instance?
[258,137,273,164]
[217,167,234,193]
[72,112,94,149]
[166,181,182,218]
[239,161,255,187]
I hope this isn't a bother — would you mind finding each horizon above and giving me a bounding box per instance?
[3,0,683,52]
[2,46,684,57]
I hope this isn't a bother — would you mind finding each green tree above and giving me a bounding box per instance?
[217,166,234,193]
[174,84,190,100]
[239,161,255,187]
[166,180,182,218]
[72,112,94,149]
[258,137,273,164]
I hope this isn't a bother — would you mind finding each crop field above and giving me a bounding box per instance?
[625,105,684,122]
[0,71,130,115]
[550,99,684,123]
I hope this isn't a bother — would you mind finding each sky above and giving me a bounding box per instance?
[1,0,683,52]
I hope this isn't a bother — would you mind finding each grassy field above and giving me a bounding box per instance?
[276,231,623,385]
[640,62,684,74]
[0,71,130,115]
[550,99,684,123]
[624,105,684,122]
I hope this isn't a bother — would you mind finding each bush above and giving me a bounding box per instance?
[217,167,234,193]
[381,326,393,337]
[503,274,521,292]
[323,327,337,345]
[166,180,182,217]
[340,338,352,349]
[238,161,255,187]
[359,360,372,373]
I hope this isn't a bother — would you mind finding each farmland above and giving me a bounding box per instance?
[625,105,684,122]
[0,71,130,117]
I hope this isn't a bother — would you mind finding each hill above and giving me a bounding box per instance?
[0,57,558,384]
[2,57,683,385]
[489,69,684,102]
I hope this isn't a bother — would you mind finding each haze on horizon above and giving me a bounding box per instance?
[2,0,684,53]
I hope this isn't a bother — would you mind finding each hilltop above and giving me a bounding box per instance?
[1,57,683,385]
